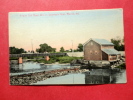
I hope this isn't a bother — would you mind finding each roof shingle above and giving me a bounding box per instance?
[92,38,114,45]
[102,49,120,55]
[83,38,114,46]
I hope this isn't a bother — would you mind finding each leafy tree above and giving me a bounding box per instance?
[52,48,56,53]
[36,48,40,53]
[10,47,17,54]
[74,49,78,52]
[36,43,56,53]
[31,50,34,53]
[77,43,83,52]
[111,37,125,51]
[60,47,65,52]
[17,48,25,54]
[9,47,26,54]
[111,39,121,50]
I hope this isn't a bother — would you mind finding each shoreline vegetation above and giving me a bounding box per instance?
[116,63,126,69]
[10,56,83,64]
[10,56,126,69]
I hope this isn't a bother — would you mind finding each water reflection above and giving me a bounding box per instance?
[32,69,126,85]
[10,62,71,73]
[10,62,126,84]
[85,69,126,84]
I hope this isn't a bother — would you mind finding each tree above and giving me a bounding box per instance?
[31,50,34,53]
[52,48,56,52]
[111,37,125,51]
[36,48,40,53]
[10,47,17,54]
[9,46,26,54]
[17,48,25,54]
[74,49,78,52]
[77,43,83,52]
[60,47,65,52]
[36,43,56,53]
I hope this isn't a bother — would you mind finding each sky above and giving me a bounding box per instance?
[9,9,124,52]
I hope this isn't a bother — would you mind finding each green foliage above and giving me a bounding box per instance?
[10,57,28,60]
[77,43,83,52]
[60,47,65,52]
[31,56,83,64]
[36,43,56,53]
[57,56,83,63]
[74,49,78,52]
[111,37,125,51]
[27,56,34,59]
[35,58,56,64]
[10,57,18,60]
[9,46,26,54]
[117,63,126,69]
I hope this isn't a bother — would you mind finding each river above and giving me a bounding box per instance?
[10,61,127,85]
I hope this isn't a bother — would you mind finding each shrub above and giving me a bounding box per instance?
[10,57,18,60]
[58,56,82,63]
[117,63,126,69]
[26,56,83,64]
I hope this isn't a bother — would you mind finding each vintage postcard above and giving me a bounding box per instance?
[9,9,126,85]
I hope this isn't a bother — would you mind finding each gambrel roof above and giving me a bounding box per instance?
[83,38,114,46]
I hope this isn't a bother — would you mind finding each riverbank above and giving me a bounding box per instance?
[71,58,126,69]
[10,66,89,85]
[10,56,83,64]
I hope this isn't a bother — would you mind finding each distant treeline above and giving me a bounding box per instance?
[9,47,26,54]
[9,37,125,54]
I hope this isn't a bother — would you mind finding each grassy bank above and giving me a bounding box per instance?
[30,56,83,64]
[10,55,83,64]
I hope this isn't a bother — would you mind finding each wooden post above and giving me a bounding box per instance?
[18,57,23,64]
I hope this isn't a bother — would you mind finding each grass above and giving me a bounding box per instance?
[10,55,83,64]
[30,56,83,64]
[10,57,18,60]
[57,56,83,63]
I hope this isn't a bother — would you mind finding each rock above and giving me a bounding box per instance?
[82,60,89,65]
[70,60,77,65]
[77,59,83,64]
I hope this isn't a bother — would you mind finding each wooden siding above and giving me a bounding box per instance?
[101,45,114,49]
[117,54,121,60]
[102,51,108,60]
[84,40,102,60]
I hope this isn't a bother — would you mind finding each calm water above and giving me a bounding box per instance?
[32,69,126,85]
[10,62,71,73]
[10,62,127,84]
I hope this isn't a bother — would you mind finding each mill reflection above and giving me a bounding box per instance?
[85,69,122,84]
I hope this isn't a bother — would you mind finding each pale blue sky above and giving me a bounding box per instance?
[9,9,124,51]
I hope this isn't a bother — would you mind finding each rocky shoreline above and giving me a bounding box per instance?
[10,67,89,85]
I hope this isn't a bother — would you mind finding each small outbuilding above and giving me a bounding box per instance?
[83,38,121,61]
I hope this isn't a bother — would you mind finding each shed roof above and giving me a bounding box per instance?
[83,38,114,46]
[102,49,120,55]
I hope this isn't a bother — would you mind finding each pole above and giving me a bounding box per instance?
[31,39,33,53]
